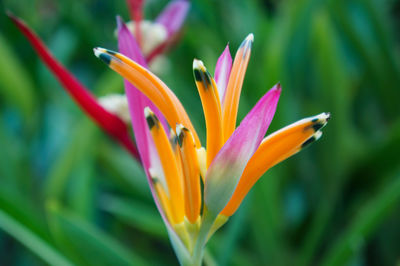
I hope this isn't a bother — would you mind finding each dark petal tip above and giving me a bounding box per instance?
[193,69,202,82]
[301,136,316,149]
[99,53,112,65]
[177,131,184,147]
[312,123,324,132]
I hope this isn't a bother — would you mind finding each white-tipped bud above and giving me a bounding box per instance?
[98,94,130,123]
[93,47,103,58]
[175,123,185,137]
[246,33,254,42]
[144,106,152,118]
[93,47,110,58]
[193,58,205,70]
[320,112,331,122]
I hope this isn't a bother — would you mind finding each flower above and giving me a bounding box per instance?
[125,0,190,62]
[94,29,330,264]
[9,5,329,265]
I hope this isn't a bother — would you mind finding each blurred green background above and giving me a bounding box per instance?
[1,0,400,265]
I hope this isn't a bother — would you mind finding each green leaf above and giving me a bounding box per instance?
[0,185,49,242]
[0,209,73,266]
[45,60,126,202]
[95,70,125,96]
[100,195,166,238]
[250,167,287,265]
[0,34,37,119]
[45,118,97,200]
[0,119,22,183]
[297,10,355,266]
[216,197,249,266]
[68,155,96,220]
[321,171,400,266]
[47,202,147,266]
[97,142,150,199]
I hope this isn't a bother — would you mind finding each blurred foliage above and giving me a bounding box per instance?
[1,0,400,265]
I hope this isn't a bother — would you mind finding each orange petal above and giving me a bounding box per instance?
[193,59,223,167]
[221,34,253,141]
[145,107,185,224]
[176,125,201,224]
[221,113,330,216]
[94,47,201,147]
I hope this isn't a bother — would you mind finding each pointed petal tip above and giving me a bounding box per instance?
[316,112,331,123]
[214,44,232,101]
[6,10,20,23]
[116,15,124,29]
[275,82,282,92]
[94,49,111,65]
[268,83,282,98]
[175,123,184,134]
[308,112,331,132]
[6,10,15,18]
[325,112,331,121]
[219,44,232,60]
[116,15,131,34]
[144,107,158,129]
[224,43,231,51]
[239,33,254,52]
[6,11,25,28]
[94,47,117,55]
[144,106,153,117]
[93,47,117,65]
[93,47,103,58]
[246,33,254,42]
[193,58,204,69]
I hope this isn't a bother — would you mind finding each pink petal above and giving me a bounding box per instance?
[8,12,140,160]
[117,17,173,230]
[204,84,281,215]
[214,44,232,104]
[117,17,146,65]
[146,1,190,62]
[117,17,168,169]
[155,0,190,37]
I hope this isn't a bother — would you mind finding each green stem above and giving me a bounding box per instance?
[203,249,218,266]
[190,209,217,266]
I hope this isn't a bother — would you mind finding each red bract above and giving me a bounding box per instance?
[8,12,140,160]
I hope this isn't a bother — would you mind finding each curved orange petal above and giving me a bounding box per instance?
[193,59,223,167]
[222,112,330,216]
[94,47,201,147]
[222,34,253,141]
